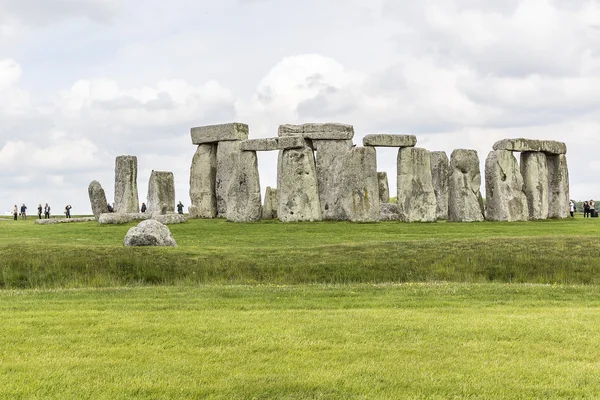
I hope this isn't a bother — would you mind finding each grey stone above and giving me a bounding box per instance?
[114,156,139,213]
[98,213,133,225]
[152,213,187,225]
[430,151,449,220]
[378,172,390,203]
[191,123,249,145]
[380,203,400,221]
[226,150,262,223]
[278,123,354,140]
[88,180,109,221]
[147,171,176,214]
[124,220,177,247]
[520,152,549,220]
[190,144,217,218]
[278,146,322,222]
[240,138,279,152]
[313,139,353,220]
[216,141,242,217]
[35,217,96,225]
[485,150,529,221]
[339,147,380,222]
[363,134,417,148]
[397,147,437,222]
[277,136,306,149]
[493,138,567,155]
[262,187,278,220]
[547,154,570,219]
[448,149,485,222]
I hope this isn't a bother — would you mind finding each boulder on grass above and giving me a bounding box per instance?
[124,220,177,247]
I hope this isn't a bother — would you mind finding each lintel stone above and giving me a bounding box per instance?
[492,138,567,155]
[278,123,354,140]
[363,134,417,148]
[191,123,249,145]
[240,136,306,152]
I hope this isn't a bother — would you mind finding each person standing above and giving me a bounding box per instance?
[13,205,18,221]
[37,204,43,219]
[65,205,72,218]
[20,204,27,220]
[584,201,590,218]
[569,200,575,218]
[590,199,596,218]
[141,202,147,213]
[177,201,184,215]
[44,203,51,219]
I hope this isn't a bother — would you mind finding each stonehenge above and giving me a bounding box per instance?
[262,187,278,220]
[338,147,380,222]
[448,149,484,222]
[521,152,549,220]
[485,150,530,222]
[124,220,177,247]
[88,180,109,220]
[430,152,449,221]
[114,156,139,213]
[397,147,437,222]
[378,172,390,204]
[189,144,217,218]
[313,139,353,220]
[147,171,176,214]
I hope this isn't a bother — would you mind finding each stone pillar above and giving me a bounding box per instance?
[262,187,278,220]
[485,150,529,221]
[147,171,175,214]
[114,155,139,213]
[547,154,569,219]
[215,141,243,218]
[378,172,390,204]
[189,144,217,218]
[430,151,449,220]
[88,180,109,221]
[226,150,262,223]
[397,147,437,222]
[313,140,353,220]
[339,147,380,222]
[278,146,322,222]
[448,149,484,222]
[520,152,549,220]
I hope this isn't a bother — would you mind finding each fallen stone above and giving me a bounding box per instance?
[278,123,354,140]
[114,155,139,213]
[547,154,570,219]
[262,187,278,220]
[363,134,417,148]
[98,213,134,225]
[191,123,249,145]
[124,220,177,247]
[226,150,262,223]
[378,172,390,203]
[520,152,549,220]
[339,147,380,222]
[397,147,437,222]
[448,149,485,222]
[147,171,176,214]
[313,139,353,220]
[380,203,400,221]
[485,150,529,221]
[35,217,96,225]
[190,144,217,218]
[88,180,109,221]
[152,213,187,225]
[430,151,449,220]
[492,138,567,155]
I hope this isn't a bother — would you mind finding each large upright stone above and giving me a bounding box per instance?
[226,150,262,223]
[191,123,249,145]
[520,152,549,220]
[493,138,567,155]
[262,187,278,220]
[339,147,380,222]
[485,150,529,221]
[430,151,449,220]
[397,148,437,222]
[216,141,243,217]
[278,147,322,222]
[114,155,139,213]
[190,144,217,218]
[313,140,353,220]
[448,149,484,222]
[547,154,570,219]
[88,180,109,221]
[147,171,175,214]
[378,172,390,203]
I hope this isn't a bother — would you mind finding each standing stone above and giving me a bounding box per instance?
[190,144,217,218]
[147,171,175,214]
[485,150,529,221]
[313,140,353,220]
[448,149,485,222]
[88,180,109,221]
[216,141,243,218]
[226,150,262,223]
[547,154,570,219]
[262,187,278,220]
[430,151,449,220]
[339,147,380,222]
[114,155,139,213]
[278,146,322,222]
[520,152,549,220]
[397,148,437,222]
[378,172,390,203]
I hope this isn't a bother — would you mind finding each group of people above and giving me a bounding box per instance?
[106,202,185,214]
[13,203,73,220]
[569,200,597,218]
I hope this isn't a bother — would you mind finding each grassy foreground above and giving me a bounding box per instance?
[2,283,600,399]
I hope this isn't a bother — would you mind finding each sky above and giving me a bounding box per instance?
[1,0,599,214]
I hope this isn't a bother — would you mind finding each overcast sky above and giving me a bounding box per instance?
[1,0,599,214]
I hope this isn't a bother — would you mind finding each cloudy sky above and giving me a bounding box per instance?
[1,0,599,214]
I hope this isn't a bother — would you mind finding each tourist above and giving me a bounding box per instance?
[65,205,72,218]
[584,201,590,218]
[44,203,51,219]
[20,204,27,220]
[569,200,575,218]
[177,201,184,214]
[141,202,147,213]
[37,204,42,219]
[590,199,596,218]
[107,204,114,213]
[13,204,18,221]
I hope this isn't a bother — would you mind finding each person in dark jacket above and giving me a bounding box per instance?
[65,205,72,218]
[584,201,590,218]
[141,203,147,213]
[177,201,184,214]
[37,204,43,219]
[44,203,51,219]
[20,204,27,220]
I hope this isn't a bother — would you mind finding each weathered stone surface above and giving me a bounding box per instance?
[98,213,134,225]
[190,144,217,218]
[485,150,529,221]
[124,220,177,247]
[378,172,390,203]
[313,140,353,220]
[278,123,354,140]
[547,154,570,219]
[278,146,322,222]
[520,152,549,220]
[339,147,380,222]
[277,136,306,149]
[114,156,139,213]
[88,180,109,221]
[152,213,187,225]
[380,203,400,221]
[191,123,249,145]
[397,147,437,222]
[493,138,567,155]
[35,217,96,225]
[363,134,417,148]
[262,187,278,219]
[226,150,262,223]
[430,151,449,220]
[216,141,242,217]
[241,138,279,151]
[147,171,175,214]
[448,149,485,222]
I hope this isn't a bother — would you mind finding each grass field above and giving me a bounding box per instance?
[1,216,599,398]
